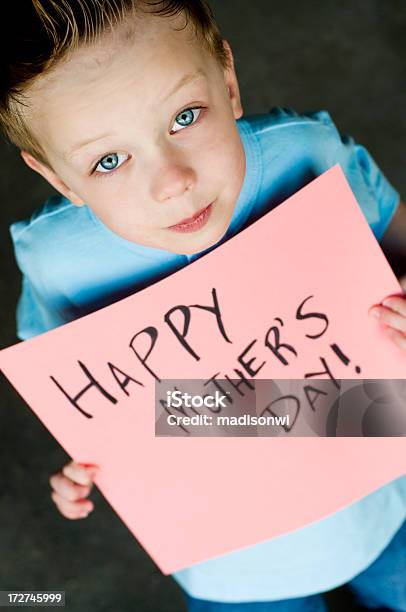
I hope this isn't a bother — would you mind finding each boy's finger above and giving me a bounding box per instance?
[51,491,94,520]
[386,328,406,351]
[62,462,99,486]
[382,296,406,316]
[49,473,92,502]
[369,306,406,333]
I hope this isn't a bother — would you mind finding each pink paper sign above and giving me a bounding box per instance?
[1,164,405,574]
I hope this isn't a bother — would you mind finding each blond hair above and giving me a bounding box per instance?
[0,0,229,168]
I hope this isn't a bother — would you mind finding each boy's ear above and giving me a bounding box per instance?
[221,39,243,120]
[20,150,85,207]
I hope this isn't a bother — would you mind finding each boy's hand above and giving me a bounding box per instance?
[49,461,99,520]
[369,275,406,352]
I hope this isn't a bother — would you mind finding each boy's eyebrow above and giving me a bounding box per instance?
[163,68,207,103]
[65,133,112,160]
[64,69,207,160]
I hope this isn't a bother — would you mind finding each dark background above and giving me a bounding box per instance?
[1,1,405,610]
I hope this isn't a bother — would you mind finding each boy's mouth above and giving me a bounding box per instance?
[167,202,214,233]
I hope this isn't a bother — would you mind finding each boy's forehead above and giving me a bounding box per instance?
[34,11,204,91]
[26,11,216,154]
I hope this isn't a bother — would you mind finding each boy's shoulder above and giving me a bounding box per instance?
[240,106,350,178]
[253,106,335,125]
[9,194,81,244]
[243,106,342,145]
[241,106,400,242]
[9,194,92,280]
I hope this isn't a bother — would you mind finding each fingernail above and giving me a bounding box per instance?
[382,299,392,308]
[370,308,381,318]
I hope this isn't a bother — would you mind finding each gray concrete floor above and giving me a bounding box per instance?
[1,1,405,610]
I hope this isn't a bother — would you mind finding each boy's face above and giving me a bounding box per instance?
[22,11,245,255]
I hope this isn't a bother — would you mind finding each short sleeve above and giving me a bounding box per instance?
[307,110,401,242]
[9,218,72,341]
[12,273,66,341]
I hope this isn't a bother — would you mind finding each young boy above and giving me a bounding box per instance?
[2,1,406,610]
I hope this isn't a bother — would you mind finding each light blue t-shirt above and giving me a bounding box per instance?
[9,107,406,603]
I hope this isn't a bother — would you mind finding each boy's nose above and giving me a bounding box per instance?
[150,164,196,204]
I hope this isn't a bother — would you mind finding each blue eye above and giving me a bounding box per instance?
[94,152,129,175]
[91,107,204,177]
[172,107,203,133]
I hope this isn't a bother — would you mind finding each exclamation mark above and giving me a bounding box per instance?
[331,343,361,374]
